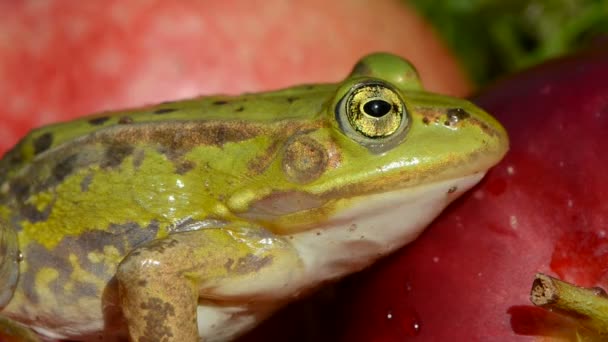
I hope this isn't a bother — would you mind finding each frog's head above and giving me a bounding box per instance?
[229,53,507,269]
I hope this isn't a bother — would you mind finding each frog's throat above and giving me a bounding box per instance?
[0,219,19,308]
[289,172,486,284]
[193,173,487,342]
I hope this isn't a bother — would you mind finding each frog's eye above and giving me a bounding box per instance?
[336,80,410,151]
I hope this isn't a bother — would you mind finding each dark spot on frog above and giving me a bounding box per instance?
[101,144,134,169]
[21,242,72,304]
[232,254,273,274]
[110,220,160,251]
[9,178,31,200]
[20,203,50,223]
[156,145,186,162]
[445,108,470,126]
[478,121,493,136]
[88,116,110,126]
[212,100,229,105]
[105,223,156,256]
[33,132,54,155]
[316,231,321,236]
[119,116,134,124]
[447,186,457,194]
[140,298,176,341]
[224,258,234,271]
[71,280,100,298]
[137,280,147,287]
[248,140,281,175]
[422,117,430,125]
[53,154,78,182]
[175,160,196,175]
[235,106,245,112]
[0,149,24,181]
[80,173,94,192]
[286,97,298,104]
[153,108,177,115]
[132,149,146,169]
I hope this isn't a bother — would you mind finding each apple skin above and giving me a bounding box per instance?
[326,46,608,341]
[0,0,470,156]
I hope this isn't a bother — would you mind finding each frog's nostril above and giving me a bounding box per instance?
[446,108,470,126]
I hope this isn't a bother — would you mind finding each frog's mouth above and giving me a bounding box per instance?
[239,164,489,236]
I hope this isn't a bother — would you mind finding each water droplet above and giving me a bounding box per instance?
[411,321,421,334]
[401,310,422,336]
[384,308,422,337]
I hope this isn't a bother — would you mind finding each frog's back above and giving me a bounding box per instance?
[2,84,332,177]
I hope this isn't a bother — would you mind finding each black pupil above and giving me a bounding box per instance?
[363,100,392,117]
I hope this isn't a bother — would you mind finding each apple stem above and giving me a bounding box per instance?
[530,273,608,336]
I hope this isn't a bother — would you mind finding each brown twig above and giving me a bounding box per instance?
[530,273,608,336]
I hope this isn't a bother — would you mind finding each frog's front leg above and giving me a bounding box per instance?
[116,224,303,342]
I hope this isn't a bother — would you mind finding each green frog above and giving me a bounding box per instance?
[0,53,508,341]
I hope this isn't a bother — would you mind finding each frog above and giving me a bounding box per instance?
[0,52,508,342]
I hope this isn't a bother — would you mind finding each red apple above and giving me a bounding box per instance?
[328,46,608,341]
[0,0,470,156]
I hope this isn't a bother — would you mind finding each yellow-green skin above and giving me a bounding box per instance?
[0,53,508,341]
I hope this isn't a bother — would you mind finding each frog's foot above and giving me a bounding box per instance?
[116,225,302,342]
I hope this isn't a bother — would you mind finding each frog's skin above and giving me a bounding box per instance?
[0,53,508,342]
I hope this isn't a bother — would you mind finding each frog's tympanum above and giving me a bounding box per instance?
[0,53,508,341]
